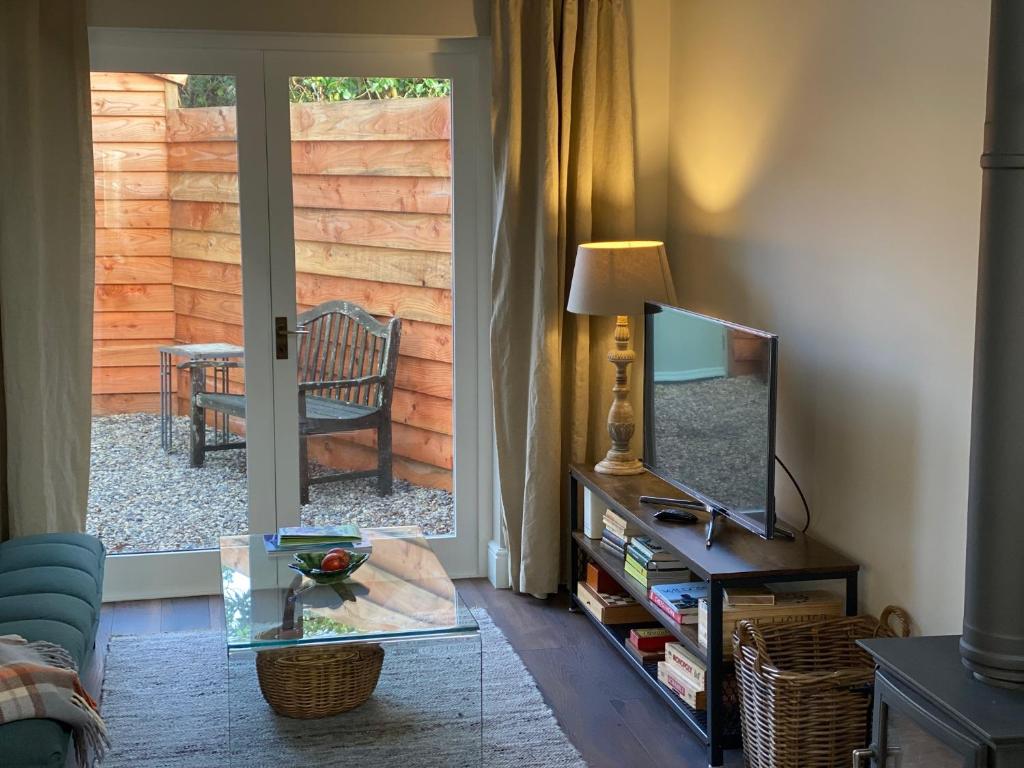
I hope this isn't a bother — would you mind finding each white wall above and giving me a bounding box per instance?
[659,0,989,634]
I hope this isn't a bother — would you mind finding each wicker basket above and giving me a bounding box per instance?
[733,606,909,768]
[255,643,385,719]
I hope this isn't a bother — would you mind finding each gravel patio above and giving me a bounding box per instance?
[87,413,454,554]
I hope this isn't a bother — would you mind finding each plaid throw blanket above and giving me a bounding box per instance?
[0,635,109,767]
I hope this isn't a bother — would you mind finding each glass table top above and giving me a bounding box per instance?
[220,527,479,652]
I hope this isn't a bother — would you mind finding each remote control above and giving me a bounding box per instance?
[654,509,698,524]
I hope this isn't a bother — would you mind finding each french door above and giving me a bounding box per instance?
[89,32,491,599]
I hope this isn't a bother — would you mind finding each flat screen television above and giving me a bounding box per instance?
[642,302,788,542]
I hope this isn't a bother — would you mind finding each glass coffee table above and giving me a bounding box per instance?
[219,527,482,767]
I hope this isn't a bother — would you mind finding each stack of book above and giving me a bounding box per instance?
[657,640,707,710]
[697,589,844,657]
[624,536,690,588]
[624,626,673,665]
[600,510,641,559]
[648,581,711,625]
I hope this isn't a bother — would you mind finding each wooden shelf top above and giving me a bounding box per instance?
[571,464,859,582]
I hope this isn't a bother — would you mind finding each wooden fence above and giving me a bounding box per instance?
[90,73,453,490]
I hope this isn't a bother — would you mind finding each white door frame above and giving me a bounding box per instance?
[89,29,494,597]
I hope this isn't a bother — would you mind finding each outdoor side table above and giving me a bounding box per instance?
[159,343,244,453]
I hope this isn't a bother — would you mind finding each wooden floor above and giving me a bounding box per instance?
[85,579,743,768]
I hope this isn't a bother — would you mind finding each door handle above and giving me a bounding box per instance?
[275,316,310,360]
[852,748,874,767]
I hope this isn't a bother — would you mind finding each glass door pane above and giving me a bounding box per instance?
[89,71,251,556]
[283,75,455,536]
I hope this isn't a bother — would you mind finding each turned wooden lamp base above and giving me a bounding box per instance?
[594,314,644,476]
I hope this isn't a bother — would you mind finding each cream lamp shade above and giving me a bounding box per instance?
[567,240,677,316]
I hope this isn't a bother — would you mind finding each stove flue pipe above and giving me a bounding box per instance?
[960,0,1024,687]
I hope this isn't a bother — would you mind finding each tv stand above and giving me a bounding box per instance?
[569,464,859,767]
[638,495,706,511]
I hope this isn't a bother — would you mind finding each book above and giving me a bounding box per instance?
[624,556,689,588]
[576,581,653,625]
[624,637,665,665]
[263,533,371,555]
[603,511,641,538]
[664,641,706,688]
[629,627,674,652]
[649,590,700,625]
[601,527,629,550]
[276,525,361,546]
[586,562,623,595]
[625,543,687,571]
[630,535,686,564]
[600,540,625,559]
[724,586,776,606]
[697,590,844,657]
[658,661,706,710]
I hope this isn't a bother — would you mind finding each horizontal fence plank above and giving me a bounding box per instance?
[293,208,451,252]
[94,311,175,340]
[173,314,243,346]
[290,98,450,141]
[292,174,450,214]
[93,366,161,394]
[394,356,452,400]
[96,256,172,285]
[91,115,166,143]
[92,90,166,116]
[90,72,165,92]
[295,271,451,325]
[93,142,167,172]
[166,106,236,142]
[95,228,171,256]
[169,171,238,203]
[391,389,451,435]
[95,284,174,312]
[167,141,238,172]
[170,229,240,265]
[292,140,450,177]
[347,421,452,470]
[172,258,242,294]
[296,240,451,289]
[93,339,171,367]
[92,393,162,415]
[96,200,170,229]
[94,171,169,200]
[173,286,241,326]
[306,438,451,491]
[170,201,239,234]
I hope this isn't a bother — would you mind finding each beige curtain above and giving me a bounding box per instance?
[0,0,95,540]
[491,0,637,595]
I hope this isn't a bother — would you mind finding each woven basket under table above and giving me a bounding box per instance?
[255,643,385,719]
[733,606,909,768]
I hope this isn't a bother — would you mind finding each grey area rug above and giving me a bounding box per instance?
[100,611,586,767]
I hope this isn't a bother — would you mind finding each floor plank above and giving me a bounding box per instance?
[161,595,213,633]
[93,580,741,766]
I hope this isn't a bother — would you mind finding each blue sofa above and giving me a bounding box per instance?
[0,533,105,767]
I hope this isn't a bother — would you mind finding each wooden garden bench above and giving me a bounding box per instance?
[186,300,402,503]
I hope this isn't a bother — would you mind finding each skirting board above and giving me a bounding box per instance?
[488,539,510,589]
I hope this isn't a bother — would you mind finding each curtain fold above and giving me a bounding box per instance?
[0,0,95,540]
[491,0,637,595]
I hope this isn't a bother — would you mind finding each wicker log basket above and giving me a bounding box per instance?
[733,605,909,768]
[255,643,385,719]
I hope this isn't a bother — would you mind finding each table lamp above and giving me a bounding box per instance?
[567,241,677,475]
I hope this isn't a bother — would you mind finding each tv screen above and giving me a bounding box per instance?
[643,303,779,539]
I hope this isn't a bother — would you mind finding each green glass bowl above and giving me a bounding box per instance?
[288,550,369,585]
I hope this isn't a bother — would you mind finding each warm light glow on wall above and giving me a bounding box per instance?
[669,5,826,217]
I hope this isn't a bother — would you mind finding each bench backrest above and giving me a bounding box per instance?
[296,300,402,411]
